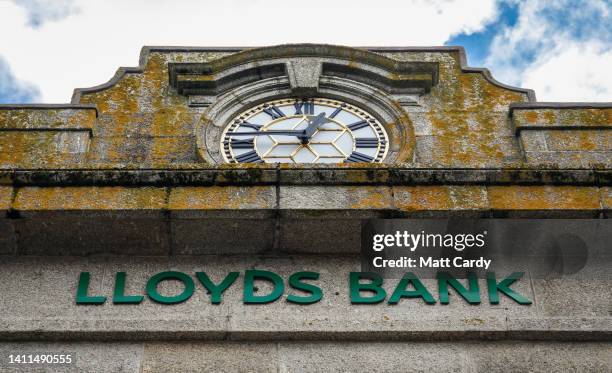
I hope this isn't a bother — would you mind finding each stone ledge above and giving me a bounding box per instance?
[511,105,612,132]
[1,168,610,187]
[4,185,605,212]
[0,317,608,342]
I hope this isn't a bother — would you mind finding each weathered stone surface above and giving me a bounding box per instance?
[487,186,600,216]
[171,219,275,254]
[546,130,611,151]
[0,186,12,211]
[0,220,16,255]
[278,341,612,372]
[0,108,97,130]
[142,342,277,373]
[278,218,362,253]
[169,186,276,217]
[14,187,167,212]
[513,107,612,128]
[0,131,90,169]
[279,186,393,212]
[466,341,611,372]
[14,216,169,255]
[86,136,198,166]
[523,150,612,168]
[602,187,611,213]
[287,59,322,95]
[393,186,488,214]
[279,342,466,372]
[519,130,548,152]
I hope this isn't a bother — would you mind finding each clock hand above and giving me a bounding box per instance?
[227,130,305,136]
[300,112,329,144]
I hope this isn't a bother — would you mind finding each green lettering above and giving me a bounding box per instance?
[196,272,239,304]
[487,272,532,305]
[287,271,322,304]
[113,272,144,304]
[437,272,480,304]
[349,272,386,304]
[75,272,106,305]
[243,270,284,304]
[146,271,194,304]
[389,272,435,304]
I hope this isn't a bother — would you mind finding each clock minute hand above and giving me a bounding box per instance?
[227,130,305,136]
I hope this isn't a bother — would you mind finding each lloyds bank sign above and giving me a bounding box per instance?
[75,270,532,306]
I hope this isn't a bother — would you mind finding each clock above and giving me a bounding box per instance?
[221,98,389,163]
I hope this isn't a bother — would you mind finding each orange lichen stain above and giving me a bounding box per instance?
[516,109,612,128]
[488,186,600,210]
[542,110,555,124]
[547,131,608,151]
[151,108,194,137]
[393,186,451,211]
[0,186,13,210]
[347,186,392,209]
[77,51,200,164]
[0,132,86,168]
[168,186,275,210]
[524,111,538,124]
[394,186,488,211]
[425,64,527,167]
[576,108,612,125]
[0,109,96,130]
[601,187,612,210]
[14,187,167,210]
[449,186,489,210]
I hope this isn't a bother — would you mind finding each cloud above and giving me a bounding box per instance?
[482,0,612,101]
[0,56,41,103]
[11,0,78,27]
[521,42,612,101]
[0,0,497,103]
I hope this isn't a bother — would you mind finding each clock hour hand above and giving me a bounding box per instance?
[301,112,329,144]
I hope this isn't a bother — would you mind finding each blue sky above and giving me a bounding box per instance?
[0,0,610,103]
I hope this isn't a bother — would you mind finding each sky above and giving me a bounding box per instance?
[0,0,610,103]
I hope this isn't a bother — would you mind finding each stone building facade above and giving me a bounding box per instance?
[0,44,610,371]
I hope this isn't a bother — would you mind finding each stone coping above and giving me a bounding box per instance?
[0,317,609,342]
[0,167,610,187]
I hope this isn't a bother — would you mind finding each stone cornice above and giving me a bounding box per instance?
[0,167,609,187]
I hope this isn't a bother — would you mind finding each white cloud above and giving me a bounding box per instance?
[484,0,612,101]
[0,0,497,103]
[522,43,612,101]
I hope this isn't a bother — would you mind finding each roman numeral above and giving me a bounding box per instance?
[304,101,314,115]
[227,138,254,149]
[263,105,285,119]
[239,122,262,130]
[345,151,374,163]
[347,120,369,131]
[235,150,263,163]
[294,101,303,115]
[329,106,342,118]
[355,138,380,148]
[294,100,314,115]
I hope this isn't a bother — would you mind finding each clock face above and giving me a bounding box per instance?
[221,98,389,164]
